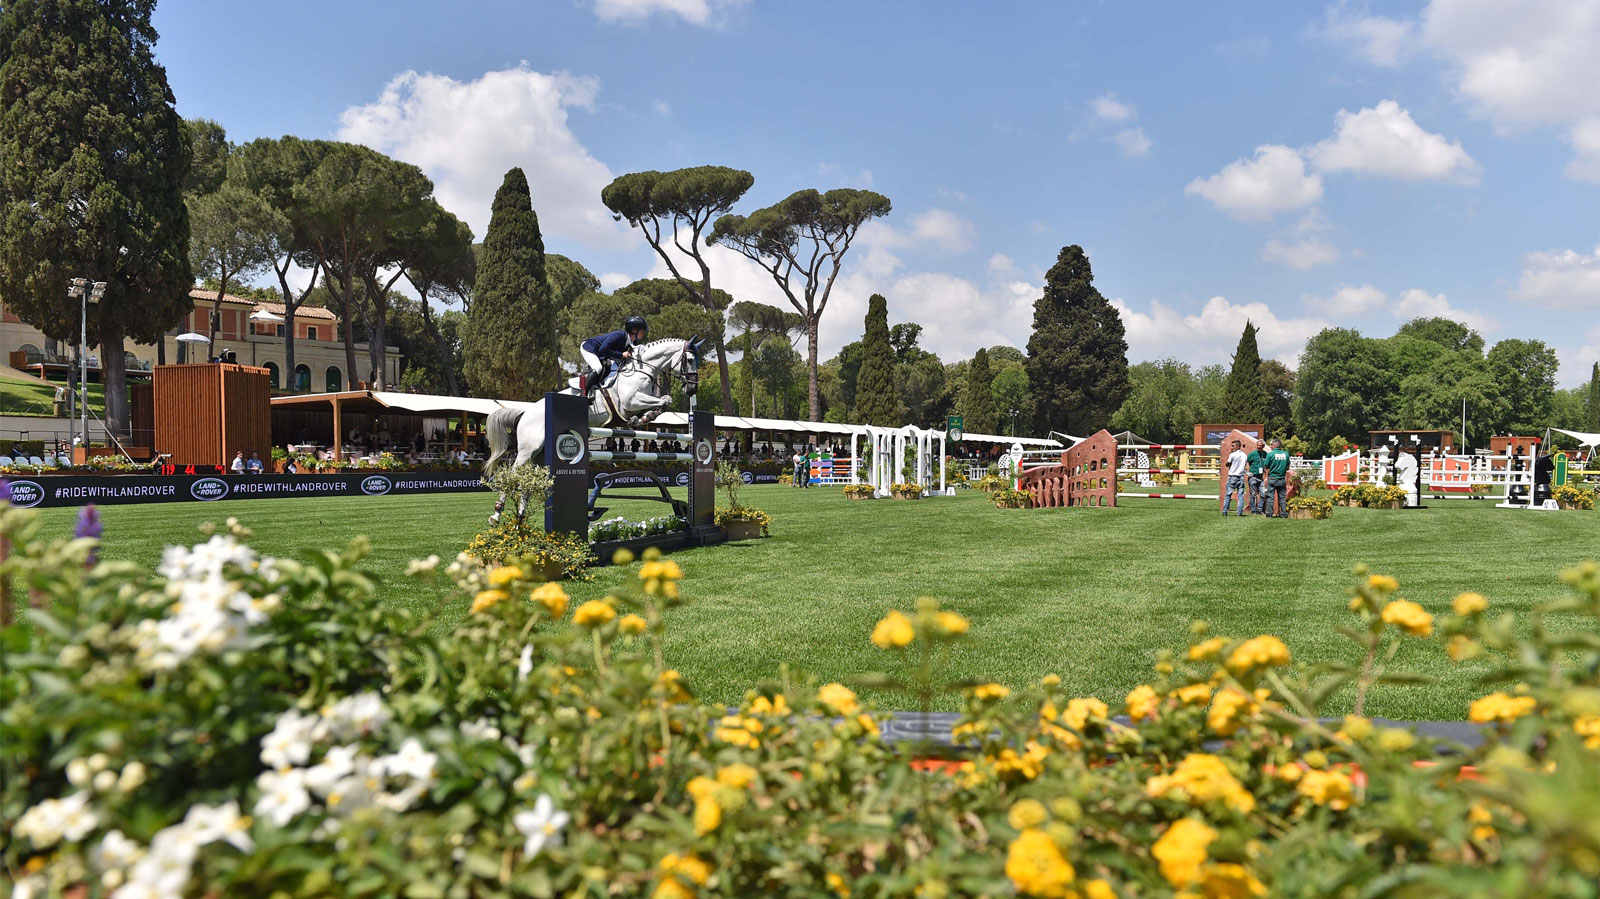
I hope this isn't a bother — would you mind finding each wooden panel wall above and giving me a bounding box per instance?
[153,364,270,467]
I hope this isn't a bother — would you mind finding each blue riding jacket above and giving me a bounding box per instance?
[582,329,633,361]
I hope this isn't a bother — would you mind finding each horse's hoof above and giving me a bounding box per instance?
[488,512,500,526]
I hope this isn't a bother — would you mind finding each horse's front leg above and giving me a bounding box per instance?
[514,490,528,523]
[490,491,506,525]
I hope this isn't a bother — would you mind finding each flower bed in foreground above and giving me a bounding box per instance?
[5,504,1600,897]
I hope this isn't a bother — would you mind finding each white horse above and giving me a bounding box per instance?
[482,337,702,524]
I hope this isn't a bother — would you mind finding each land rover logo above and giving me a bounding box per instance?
[190,478,229,501]
[695,438,713,466]
[361,475,392,496]
[6,479,42,508]
[739,471,754,485]
[675,472,690,487]
[555,431,585,463]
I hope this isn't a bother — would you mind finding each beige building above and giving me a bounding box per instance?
[0,288,401,393]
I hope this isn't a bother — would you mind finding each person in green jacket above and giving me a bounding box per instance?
[1263,438,1292,517]
[1245,439,1269,514]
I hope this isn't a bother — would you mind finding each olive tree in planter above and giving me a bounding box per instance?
[715,460,771,539]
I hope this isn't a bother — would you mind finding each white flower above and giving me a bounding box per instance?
[12,876,44,899]
[93,769,118,792]
[121,825,196,898]
[376,737,437,782]
[94,829,145,871]
[159,534,256,581]
[20,791,99,847]
[304,744,361,798]
[513,793,570,858]
[318,692,390,741]
[374,779,428,813]
[459,718,501,741]
[58,790,100,842]
[67,758,91,786]
[117,762,148,793]
[254,768,312,827]
[182,800,254,853]
[518,644,534,681]
[406,554,440,576]
[260,710,317,770]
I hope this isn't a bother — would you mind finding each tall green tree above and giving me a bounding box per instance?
[602,166,753,414]
[962,347,998,434]
[462,168,555,400]
[1486,338,1559,434]
[992,365,1031,436]
[545,254,599,314]
[1025,246,1129,435]
[0,0,193,435]
[1588,362,1600,430]
[187,182,287,344]
[184,117,229,198]
[400,201,475,396]
[1260,359,1295,436]
[713,187,892,421]
[1221,321,1269,423]
[1292,328,1396,447]
[853,294,898,426]
[728,301,803,417]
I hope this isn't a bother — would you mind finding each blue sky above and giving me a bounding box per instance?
[154,0,1600,383]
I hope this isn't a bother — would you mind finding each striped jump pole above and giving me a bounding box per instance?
[588,451,696,463]
[1117,493,1221,500]
[590,426,689,442]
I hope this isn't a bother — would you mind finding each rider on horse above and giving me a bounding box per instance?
[580,315,648,398]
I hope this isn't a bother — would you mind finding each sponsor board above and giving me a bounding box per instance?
[1,472,491,508]
[586,466,781,488]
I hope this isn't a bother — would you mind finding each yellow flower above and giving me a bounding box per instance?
[825,872,851,898]
[1061,697,1109,732]
[748,694,790,716]
[1576,716,1600,749]
[854,713,880,737]
[817,683,861,717]
[1340,715,1373,741]
[1207,689,1254,737]
[1125,684,1160,722]
[1380,599,1433,637]
[1175,683,1214,706]
[1468,802,1496,841]
[658,852,712,886]
[470,589,509,614]
[639,559,683,581]
[1145,753,1256,813]
[530,582,570,618]
[1296,769,1356,810]
[1226,635,1291,673]
[934,610,971,636]
[1187,637,1226,661]
[1082,881,1116,899]
[657,669,691,702]
[1378,728,1416,752]
[716,764,758,789]
[994,742,1049,782]
[1366,574,1399,594]
[714,715,761,749]
[1198,863,1267,898]
[1468,692,1538,724]
[619,613,648,635]
[487,565,522,588]
[1152,818,1216,888]
[871,610,915,649]
[653,880,694,899]
[1453,592,1488,616]
[1041,674,1062,687]
[572,600,616,628]
[972,683,1011,701]
[1004,829,1076,898]
[1447,634,1482,662]
[1008,798,1048,830]
[685,778,723,835]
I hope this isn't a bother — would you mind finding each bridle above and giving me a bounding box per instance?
[621,340,699,397]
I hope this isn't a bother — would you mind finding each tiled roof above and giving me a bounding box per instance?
[188,288,257,307]
[188,289,339,321]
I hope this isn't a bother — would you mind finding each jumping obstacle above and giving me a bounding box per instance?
[543,392,725,552]
[1016,429,1118,508]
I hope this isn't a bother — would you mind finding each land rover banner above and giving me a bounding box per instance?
[1,473,492,509]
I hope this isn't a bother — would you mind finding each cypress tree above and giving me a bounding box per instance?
[1025,246,1129,435]
[0,0,194,435]
[1222,321,1270,423]
[462,168,555,400]
[1588,362,1600,430]
[962,347,998,434]
[853,294,898,425]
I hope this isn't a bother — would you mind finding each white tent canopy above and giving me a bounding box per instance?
[1552,428,1600,447]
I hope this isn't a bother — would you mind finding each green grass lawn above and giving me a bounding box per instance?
[0,378,106,417]
[29,486,1600,719]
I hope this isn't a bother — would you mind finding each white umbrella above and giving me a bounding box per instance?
[175,332,211,344]
[249,309,285,323]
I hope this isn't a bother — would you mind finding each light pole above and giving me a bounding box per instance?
[66,279,105,451]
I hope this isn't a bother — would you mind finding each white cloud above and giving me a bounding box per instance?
[1113,295,1331,366]
[1185,145,1324,220]
[1320,4,1418,67]
[588,0,746,26]
[599,272,633,292]
[1091,92,1137,123]
[1554,323,1600,386]
[1261,209,1339,269]
[907,209,976,252]
[1308,283,1389,315]
[1307,100,1478,181]
[1114,127,1154,157]
[816,162,874,188]
[1392,287,1497,332]
[652,99,672,116]
[1565,117,1600,183]
[337,66,630,248]
[987,253,1018,276]
[1516,245,1600,308]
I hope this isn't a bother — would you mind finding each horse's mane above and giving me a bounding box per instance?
[635,337,688,353]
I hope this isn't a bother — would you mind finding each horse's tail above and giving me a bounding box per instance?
[483,407,525,478]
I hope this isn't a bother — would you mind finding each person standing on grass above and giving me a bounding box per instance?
[1263,438,1291,517]
[1246,438,1269,515]
[1223,439,1248,516]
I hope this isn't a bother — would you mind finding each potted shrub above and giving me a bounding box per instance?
[1287,496,1333,520]
[1376,485,1408,509]
[890,482,923,500]
[1333,486,1361,507]
[464,521,596,580]
[1553,484,1595,511]
[974,475,1008,493]
[992,486,1032,509]
[716,460,770,539]
[270,446,289,473]
[843,484,875,500]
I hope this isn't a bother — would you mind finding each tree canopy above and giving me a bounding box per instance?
[1221,321,1269,424]
[853,294,898,426]
[1025,246,1129,435]
[462,168,555,400]
[962,348,998,435]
